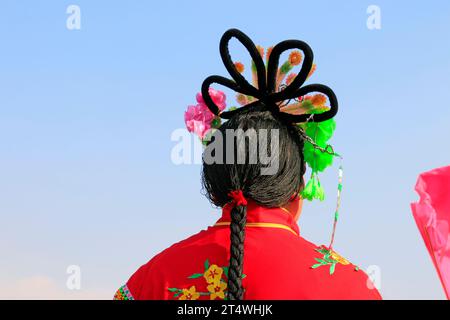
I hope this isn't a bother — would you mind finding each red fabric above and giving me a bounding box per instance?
[228,190,248,206]
[124,201,382,300]
[411,165,450,299]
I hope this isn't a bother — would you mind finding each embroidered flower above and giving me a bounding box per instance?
[167,259,246,300]
[204,264,223,283]
[179,286,200,300]
[311,246,353,274]
[330,251,350,265]
[184,88,226,139]
[207,280,227,300]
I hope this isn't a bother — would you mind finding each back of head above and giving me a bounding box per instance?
[202,107,306,208]
[201,105,306,299]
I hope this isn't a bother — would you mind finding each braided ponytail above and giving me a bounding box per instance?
[226,190,248,300]
[227,204,247,300]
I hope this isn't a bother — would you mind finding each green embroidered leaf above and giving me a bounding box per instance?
[204,259,210,270]
[223,267,229,278]
[168,288,179,292]
[330,263,336,275]
[354,266,360,271]
[188,273,204,279]
[242,274,247,279]
[314,258,327,264]
[324,257,335,264]
[173,293,180,298]
[311,264,323,269]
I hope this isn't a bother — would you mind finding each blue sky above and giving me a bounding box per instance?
[1,0,450,299]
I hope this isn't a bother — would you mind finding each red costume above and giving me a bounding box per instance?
[114,201,381,300]
[114,28,382,301]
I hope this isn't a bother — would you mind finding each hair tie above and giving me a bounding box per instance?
[228,190,248,206]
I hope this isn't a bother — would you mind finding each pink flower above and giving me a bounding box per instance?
[195,88,227,112]
[185,89,226,139]
[184,104,214,139]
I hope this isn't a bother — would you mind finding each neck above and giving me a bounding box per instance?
[224,198,303,222]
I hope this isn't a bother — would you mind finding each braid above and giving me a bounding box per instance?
[227,204,247,300]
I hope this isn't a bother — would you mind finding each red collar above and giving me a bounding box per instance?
[215,200,300,236]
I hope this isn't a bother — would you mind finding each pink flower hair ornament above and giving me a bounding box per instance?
[184,88,226,140]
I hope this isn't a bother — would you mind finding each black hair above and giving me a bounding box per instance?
[201,105,306,300]
[199,27,338,300]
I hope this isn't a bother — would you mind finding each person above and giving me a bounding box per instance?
[113,29,382,300]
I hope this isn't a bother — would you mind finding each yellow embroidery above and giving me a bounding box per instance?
[179,286,200,300]
[207,280,227,300]
[167,259,246,300]
[311,245,355,275]
[280,206,293,215]
[214,222,298,236]
[204,264,223,283]
[330,250,350,265]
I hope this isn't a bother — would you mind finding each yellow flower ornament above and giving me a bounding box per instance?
[179,286,200,300]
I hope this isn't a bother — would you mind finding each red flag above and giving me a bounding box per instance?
[411,166,450,299]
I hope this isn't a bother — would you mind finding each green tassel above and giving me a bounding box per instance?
[301,173,325,201]
[303,141,334,173]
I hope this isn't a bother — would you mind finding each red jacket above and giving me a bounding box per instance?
[114,201,381,300]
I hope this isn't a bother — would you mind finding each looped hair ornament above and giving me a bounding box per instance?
[201,28,338,124]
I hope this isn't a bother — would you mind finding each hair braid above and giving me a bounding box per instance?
[227,204,247,300]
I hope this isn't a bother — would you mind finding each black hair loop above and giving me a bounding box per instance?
[201,28,338,123]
